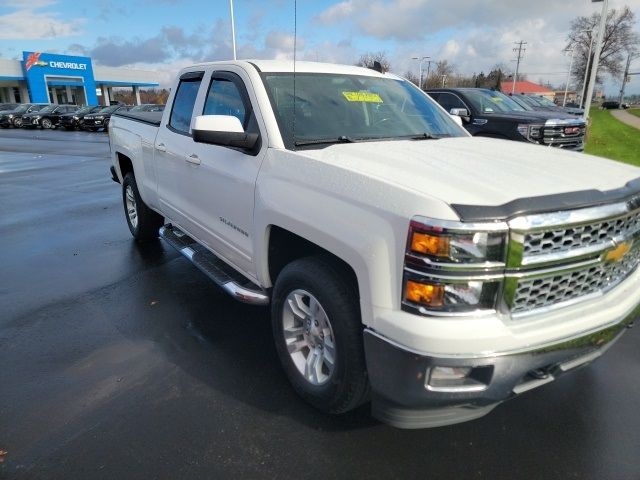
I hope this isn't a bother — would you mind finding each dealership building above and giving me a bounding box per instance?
[0,51,160,106]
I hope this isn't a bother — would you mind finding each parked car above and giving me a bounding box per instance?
[58,105,103,130]
[0,103,49,128]
[129,104,165,112]
[109,60,640,429]
[21,104,78,129]
[510,94,584,116]
[427,88,586,150]
[601,101,621,109]
[83,105,131,131]
[0,103,19,112]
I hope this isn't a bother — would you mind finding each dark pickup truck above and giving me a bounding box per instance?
[427,88,585,151]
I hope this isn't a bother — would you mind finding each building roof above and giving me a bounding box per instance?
[500,80,554,95]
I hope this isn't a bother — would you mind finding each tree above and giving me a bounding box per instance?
[355,51,391,72]
[565,6,639,89]
[424,60,455,88]
[403,70,419,86]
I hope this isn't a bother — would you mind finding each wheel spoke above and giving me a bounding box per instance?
[322,337,335,369]
[305,348,323,383]
[287,293,310,320]
[287,338,308,354]
[283,325,304,339]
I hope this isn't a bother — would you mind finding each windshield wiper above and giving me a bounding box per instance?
[407,133,441,140]
[294,136,357,147]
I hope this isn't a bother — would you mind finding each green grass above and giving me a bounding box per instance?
[584,109,640,166]
[628,109,640,119]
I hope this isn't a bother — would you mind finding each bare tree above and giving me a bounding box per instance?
[355,52,391,72]
[566,6,639,86]
[403,70,419,86]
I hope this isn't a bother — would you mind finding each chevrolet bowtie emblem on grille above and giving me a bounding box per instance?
[604,242,632,263]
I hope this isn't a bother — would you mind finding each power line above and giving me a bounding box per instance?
[511,40,527,94]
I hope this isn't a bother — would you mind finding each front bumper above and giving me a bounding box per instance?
[365,302,638,429]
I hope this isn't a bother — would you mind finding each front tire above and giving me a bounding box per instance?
[13,118,22,128]
[271,257,369,414]
[122,172,164,242]
[41,118,53,129]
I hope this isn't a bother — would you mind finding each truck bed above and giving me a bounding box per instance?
[112,111,162,127]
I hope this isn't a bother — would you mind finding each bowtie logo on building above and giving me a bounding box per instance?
[25,52,47,71]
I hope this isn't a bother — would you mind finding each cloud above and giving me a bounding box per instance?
[315,1,355,24]
[0,1,84,39]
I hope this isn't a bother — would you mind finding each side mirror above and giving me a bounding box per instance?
[192,115,258,150]
[449,108,469,117]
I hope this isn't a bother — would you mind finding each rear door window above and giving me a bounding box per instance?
[169,73,203,134]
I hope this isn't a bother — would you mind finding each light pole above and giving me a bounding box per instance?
[579,30,595,108]
[411,56,430,90]
[229,0,237,60]
[583,0,608,120]
[563,47,576,106]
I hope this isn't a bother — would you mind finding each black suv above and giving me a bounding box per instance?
[427,88,586,151]
[83,105,131,132]
[58,105,103,130]
[21,104,78,129]
[0,103,19,112]
[0,103,49,128]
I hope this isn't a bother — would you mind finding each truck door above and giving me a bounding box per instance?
[154,71,205,228]
[177,69,266,278]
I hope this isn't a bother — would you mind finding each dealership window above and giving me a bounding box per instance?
[169,74,203,134]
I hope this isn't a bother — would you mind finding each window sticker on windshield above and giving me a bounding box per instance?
[491,97,503,102]
[342,91,383,103]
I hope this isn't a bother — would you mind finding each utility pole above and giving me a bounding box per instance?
[412,56,430,90]
[618,52,635,105]
[583,0,608,121]
[563,47,576,106]
[441,75,447,88]
[511,40,527,94]
[229,0,237,60]
[579,34,594,108]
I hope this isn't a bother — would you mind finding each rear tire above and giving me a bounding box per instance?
[271,256,369,414]
[122,172,164,242]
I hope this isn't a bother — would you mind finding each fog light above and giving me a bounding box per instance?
[426,366,491,392]
[405,280,445,307]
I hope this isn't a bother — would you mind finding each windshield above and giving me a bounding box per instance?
[14,104,32,113]
[506,95,534,111]
[262,73,465,149]
[528,95,557,107]
[75,106,94,115]
[463,90,526,113]
[97,106,119,114]
[38,105,56,114]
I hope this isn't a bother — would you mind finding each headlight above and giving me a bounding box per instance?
[403,217,507,314]
[517,123,543,141]
[95,115,104,119]
[72,116,80,120]
[407,219,506,264]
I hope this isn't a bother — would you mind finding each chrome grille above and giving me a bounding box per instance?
[511,246,640,314]
[542,124,585,148]
[524,210,640,258]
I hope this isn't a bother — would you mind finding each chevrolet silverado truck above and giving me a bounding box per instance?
[109,60,640,429]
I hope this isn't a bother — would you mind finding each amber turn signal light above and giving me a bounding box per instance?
[405,280,445,307]
[410,232,450,257]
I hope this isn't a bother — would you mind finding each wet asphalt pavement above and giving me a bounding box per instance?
[1,128,639,480]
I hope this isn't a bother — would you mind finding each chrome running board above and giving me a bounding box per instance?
[159,224,269,305]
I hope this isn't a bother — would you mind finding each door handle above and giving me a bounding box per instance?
[185,153,201,165]
[156,143,166,152]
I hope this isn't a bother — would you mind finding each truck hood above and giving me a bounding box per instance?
[297,136,640,211]
[481,110,582,123]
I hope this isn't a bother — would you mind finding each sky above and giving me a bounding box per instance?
[1,0,639,95]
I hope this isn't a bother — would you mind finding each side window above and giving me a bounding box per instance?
[203,79,246,127]
[437,93,467,112]
[169,76,202,134]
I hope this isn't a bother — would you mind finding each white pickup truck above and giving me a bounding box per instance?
[109,60,640,429]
